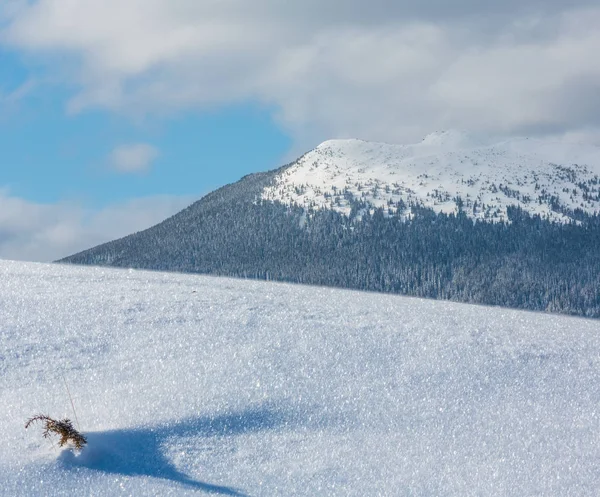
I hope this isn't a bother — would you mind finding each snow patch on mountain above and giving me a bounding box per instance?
[262,132,600,222]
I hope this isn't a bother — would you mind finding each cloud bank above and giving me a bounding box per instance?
[2,0,600,143]
[0,190,193,262]
[1,1,599,261]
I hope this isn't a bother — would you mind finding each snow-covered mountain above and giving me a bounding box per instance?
[58,131,600,318]
[3,259,600,496]
[263,131,600,223]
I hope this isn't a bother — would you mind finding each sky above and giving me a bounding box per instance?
[1,0,600,261]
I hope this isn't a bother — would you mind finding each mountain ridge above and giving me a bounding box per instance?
[58,131,600,318]
[263,131,600,223]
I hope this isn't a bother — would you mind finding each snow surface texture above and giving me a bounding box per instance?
[263,131,600,223]
[2,259,600,496]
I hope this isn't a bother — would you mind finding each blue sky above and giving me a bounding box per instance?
[1,48,291,206]
[1,0,599,261]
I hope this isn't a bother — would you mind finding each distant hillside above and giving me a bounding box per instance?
[60,132,600,318]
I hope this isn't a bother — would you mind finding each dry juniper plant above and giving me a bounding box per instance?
[25,414,87,450]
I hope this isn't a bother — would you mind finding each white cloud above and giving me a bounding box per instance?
[110,143,158,173]
[2,1,600,144]
[0,79,35,121]
[0,189,194,262]
[0,79,35,103]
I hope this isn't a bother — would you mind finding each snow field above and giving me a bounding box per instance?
[1,259,599,496]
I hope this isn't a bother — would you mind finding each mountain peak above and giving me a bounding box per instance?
[315,130,489,153]
[263,131,600,223]
[315,138,369,151]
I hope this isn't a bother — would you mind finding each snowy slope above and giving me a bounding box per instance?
[263,131,600,222]
[2,259,600,496]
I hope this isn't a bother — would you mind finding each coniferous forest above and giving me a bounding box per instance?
[60,168,600,318]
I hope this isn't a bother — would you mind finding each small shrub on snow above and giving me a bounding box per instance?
[25,414,87,450]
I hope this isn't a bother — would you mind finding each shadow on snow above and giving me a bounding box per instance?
[58,404,298,496]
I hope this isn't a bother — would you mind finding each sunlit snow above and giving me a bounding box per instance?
[1,259,599,496]
[263,131,600,223]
